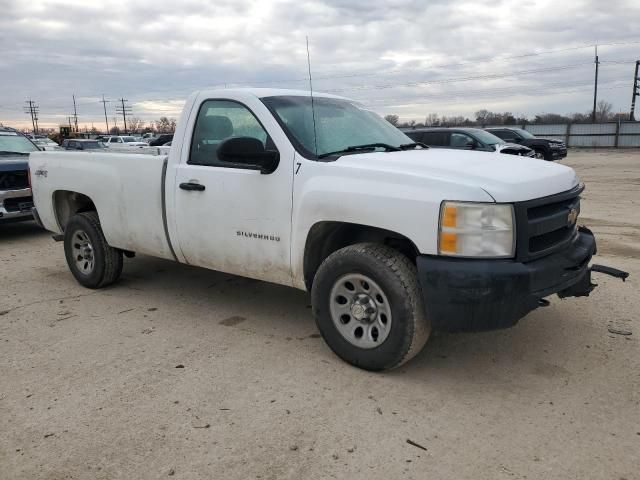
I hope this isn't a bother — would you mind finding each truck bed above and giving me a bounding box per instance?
[29,151,175,260]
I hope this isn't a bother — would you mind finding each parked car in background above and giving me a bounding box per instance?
[62,139,108,151]
[148,134,174,146]
[103,136,148,148]
[0,127,38,222]
[485,128,567,160]
[33,137,62,151]
[403,127,535,157]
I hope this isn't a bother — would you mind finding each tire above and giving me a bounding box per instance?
[64,211,123,289]
[311,243,430,371]
[534,148,552,161]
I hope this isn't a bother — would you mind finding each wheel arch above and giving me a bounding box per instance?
[52,190,97,231]
[302,221,419,291]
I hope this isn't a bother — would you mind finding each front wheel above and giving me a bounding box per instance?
[311,243,430,371]
[534,148,552,160]
[64,211,123,289]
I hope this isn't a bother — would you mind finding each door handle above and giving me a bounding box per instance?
[179,182,205,191]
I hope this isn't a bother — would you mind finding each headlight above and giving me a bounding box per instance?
[438,202,515,258]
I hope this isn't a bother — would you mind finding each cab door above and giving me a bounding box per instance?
[171,96,295,286]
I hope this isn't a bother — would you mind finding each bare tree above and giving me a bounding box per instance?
[424,113,440,126]
[127,117,145,133]
[595,101,613,122]
[384,114,399,126]
[155,117,177,133]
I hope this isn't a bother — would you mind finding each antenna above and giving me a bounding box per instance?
[306,36,319,156]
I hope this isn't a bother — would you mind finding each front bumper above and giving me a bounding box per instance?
[417,227,599,332]
[550,147,568,159]
[0,188,33,221]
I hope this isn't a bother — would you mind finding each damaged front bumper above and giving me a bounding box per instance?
[417,226,629,332]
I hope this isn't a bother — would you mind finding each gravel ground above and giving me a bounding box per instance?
[1,149,638,480]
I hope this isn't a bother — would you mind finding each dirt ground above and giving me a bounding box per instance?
[1,149,639,480]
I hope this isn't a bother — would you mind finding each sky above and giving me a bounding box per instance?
[1,0,639,130]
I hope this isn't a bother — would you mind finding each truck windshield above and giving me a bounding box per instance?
[0,133,39,153]
[261,96,412,159]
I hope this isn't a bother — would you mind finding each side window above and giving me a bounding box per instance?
[449,133,474,148]
[403,131,421,142]
[189,99,271,167]
[422,131,447,146]
[491,130,509,140]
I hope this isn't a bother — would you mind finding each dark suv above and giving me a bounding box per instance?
[148,134,174,146]
[402,127,535,157]
[62,139,107,150]
[485,128,567,161]
[0,127,39,222]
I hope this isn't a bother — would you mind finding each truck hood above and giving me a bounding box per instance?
[0,157,29,172]
[335,148,578,202]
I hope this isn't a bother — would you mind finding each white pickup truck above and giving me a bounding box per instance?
[29,88,627,370]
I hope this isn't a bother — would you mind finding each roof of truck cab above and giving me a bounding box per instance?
[194,87,349,100]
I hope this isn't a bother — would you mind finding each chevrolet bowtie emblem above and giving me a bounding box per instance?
[567,208,578,226]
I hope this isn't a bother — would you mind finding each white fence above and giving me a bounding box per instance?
[484,122,640,148]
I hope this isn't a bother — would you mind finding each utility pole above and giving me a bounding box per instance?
[115,98,132,134]
[592,45,600,123]
[101,95,110,134]
[23,100,39,134]
[72,94,79,132]
[630,60,639,121]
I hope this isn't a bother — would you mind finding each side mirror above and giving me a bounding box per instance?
[465,141,476,150]
[217,136,279,174]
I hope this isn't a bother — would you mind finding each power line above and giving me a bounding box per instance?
[101,95,110,134]
[592,46,600,122]
[6,39,640,109]
[115,98,132,133]
[23,100,39,134]
[72,94,79,132]
[631,61,640,121]
[327,63,594,93]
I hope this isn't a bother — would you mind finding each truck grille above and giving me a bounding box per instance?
[3,196,33,213]
[0,170,29,190]
[514,185,582,262]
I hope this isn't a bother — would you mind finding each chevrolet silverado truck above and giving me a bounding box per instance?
[28,88,627,371]
[1,127,39,222]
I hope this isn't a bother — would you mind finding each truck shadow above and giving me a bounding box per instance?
[0,220,47,241]
[117,254,583,384]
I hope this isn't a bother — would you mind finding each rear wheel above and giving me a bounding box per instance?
[64,211,123,289]
[311,243,430,371]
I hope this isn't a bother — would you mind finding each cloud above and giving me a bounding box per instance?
[1,0,639,128]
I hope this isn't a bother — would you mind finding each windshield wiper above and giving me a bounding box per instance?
[317,143,401,159]
[399,142,429,150]
[0,151,30,156]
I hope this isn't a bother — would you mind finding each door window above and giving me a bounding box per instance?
[189,100,271,167]
[421,131,448,146]
[491,130,512,141]
[449,133,474,148]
